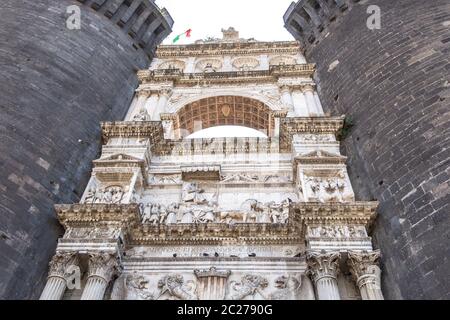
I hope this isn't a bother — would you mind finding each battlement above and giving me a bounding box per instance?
[76,0,173,56]
[284,0,360,49]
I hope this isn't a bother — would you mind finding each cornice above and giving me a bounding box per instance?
[137,64,316,87]
[291,202,379,230]
[101,121,165,145]
[156,41,301,58]
[55,204,142,228]
[55,201,377,246]
[280,116,345,152]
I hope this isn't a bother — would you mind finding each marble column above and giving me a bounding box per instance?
[303,85,318,116]
[80,252,119,300]
[347,250,384,300]
[307,250,341,300]
[152,89,171,120]
[291,89,308,116]
[280,85,293,110]
[40,252,79,300]
[313,92,325,115]
[131,90,150,119]
[146,93,160,120]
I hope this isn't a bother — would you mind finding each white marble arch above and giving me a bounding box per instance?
[167,88,285,114]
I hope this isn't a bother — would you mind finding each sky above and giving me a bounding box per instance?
[155,0,296,45]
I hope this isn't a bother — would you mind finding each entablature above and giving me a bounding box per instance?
[137,64,316,87]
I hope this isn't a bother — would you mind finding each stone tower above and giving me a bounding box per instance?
[284,0,450,299]
[39,29,383,300]
[0,0,172,299]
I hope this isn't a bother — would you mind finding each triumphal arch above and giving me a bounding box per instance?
[40,28,384,300]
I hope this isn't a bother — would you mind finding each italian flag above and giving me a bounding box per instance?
[172,29,192,43]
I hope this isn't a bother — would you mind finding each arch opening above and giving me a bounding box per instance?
[173,96,275,138]
[185,125,268,139]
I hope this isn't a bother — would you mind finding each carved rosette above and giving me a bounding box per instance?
[306,250,340,282]
[47,252,79,279]
[347,250,381,286]
[87,252,120,282]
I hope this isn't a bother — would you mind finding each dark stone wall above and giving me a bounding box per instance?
[0,0,171,299]
[285,0,450,299]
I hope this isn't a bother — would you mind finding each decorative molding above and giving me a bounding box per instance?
[291,202,378,230]
[137,64,316,86]
[280,116,345,152]
[306,250,341,282]
[101,121,165,145]
[155,41,301,58]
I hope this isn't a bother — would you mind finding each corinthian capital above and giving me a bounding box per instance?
[306,250,341,282]
[87,251,120,282]
[48,252,79,278]
[347,250,381,281]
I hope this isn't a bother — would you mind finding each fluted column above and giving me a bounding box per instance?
[347,250,384,300]
[145,92,160,120]
[307,250,341,300]
[134,90,150,114]
[280,85,294,110]
[291,89,308,116]
[303,85,319,116]
[313,92,325,115]
[40,252,79,300]
[80,252,119,300]
[152,89,171,120]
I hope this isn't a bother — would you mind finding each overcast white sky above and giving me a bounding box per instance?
[155,0,296,44]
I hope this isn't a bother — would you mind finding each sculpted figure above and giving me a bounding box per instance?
[182,182,208,204]
[159,204,168,224]
[280,199,290,223]
[111,187,124,204]
[84,188,97,204]
[269,275,302,300]
[201,208,216,223]
[142,203,152,223]
[111,274,154,300]
[132,108,150,121]
[165,203,179,224]
[156,275,198,300]
[269,275,315,300]
[100,188,113,203]
[181,209,194,223]
[229,274,268,300]
[259,203,271,223]
[307,177,319,201]
[149,204,160,225]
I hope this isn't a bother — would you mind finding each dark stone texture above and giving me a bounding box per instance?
[0,0,171,299]
[285,0,450,299]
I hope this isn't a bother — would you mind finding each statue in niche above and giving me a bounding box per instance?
[165,203,179,224]
[182,182,207,204]
[228,274,269,300]
[156,275,198,300]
